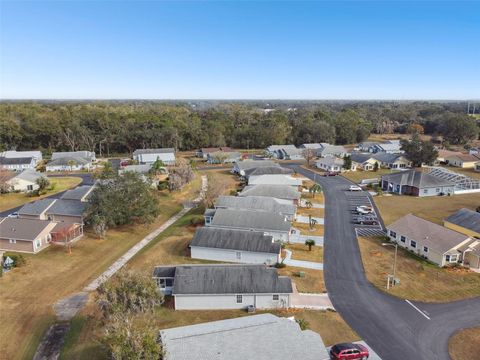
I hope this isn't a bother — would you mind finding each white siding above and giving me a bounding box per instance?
[135,153,176,165]
[190,246,280,265]
[6,178,38,192]
[174,293,290,310]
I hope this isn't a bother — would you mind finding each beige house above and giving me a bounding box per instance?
[387,214,473,267]
[445,153,480,168]
[436,149,462,164]
[5,170,46,192]
[350,153,378,171]
[0,217,56,253]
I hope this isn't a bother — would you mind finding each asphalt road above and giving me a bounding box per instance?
[286,164,480,360]
[0,173,94,217]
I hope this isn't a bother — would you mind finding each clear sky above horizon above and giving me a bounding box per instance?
[0,1,479,100]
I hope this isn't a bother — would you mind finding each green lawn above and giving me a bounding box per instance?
[341,168,396,184]
[0,176,83,212]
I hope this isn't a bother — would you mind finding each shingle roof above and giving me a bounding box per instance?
[0,157,33,165]
[61,186,94,201]
[244,166,293,177]
[239,185,300,201]
[248,174,302,186]
[445,208,480,234]
[447,153,480,162]
[350,153,375,164]
[387,214,470,254]
[51,151,95,160]
[11,170,45,183]
[300,143,323,149]
[191,227,280,254]
[316,157,344,166]
[316,145,346,156]
[159,314,328,360]
[381,169,454,188]
[210,208,291,232]
[216,195,296,216]
[372,153,406,163]
[153,264,293,295]
[0,217,53,241]
[133,148,175,155]
[47,156,90,166]
[235,160,278,171]
[18,198,56,216]
[46,199,86,217]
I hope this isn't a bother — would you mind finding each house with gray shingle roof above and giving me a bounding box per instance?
[152,264,293,309]
[381,169,455,197]
[18,198,57,220]
[0,217,57,254]
[239,185,301,204]
[232,160,278,175]
[5,170,46,192]
[243,165,294,178]
[61,185,94,202]
[190,227,281,265]
[372,153,411,169]
[132,148,176,165]
[248,174,302,187]
[46,156,92,172]
[0,157,36,171]
[159,313,330,360]
[316,145,347,158]
[215,195,296,220]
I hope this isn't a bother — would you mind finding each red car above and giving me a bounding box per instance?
[330,343,369,360]
[323,171,339,177]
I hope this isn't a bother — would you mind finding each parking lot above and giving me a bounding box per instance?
[345,190,386,237]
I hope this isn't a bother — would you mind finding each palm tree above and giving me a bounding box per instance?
[309,184,322,198]
[304,200,313,209]
[305,239,316,251]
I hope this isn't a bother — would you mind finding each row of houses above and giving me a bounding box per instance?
[0,150,96,172]
[386,210,480,269]
[316,152,411,173]
[0,185,93,253]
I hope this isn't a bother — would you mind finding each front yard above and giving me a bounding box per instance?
[341,168,396,184]
[449,327,480,360]
[358,236,480,302]
[288,243,324,263]
[293,222,324,236]
[0,176,83,212]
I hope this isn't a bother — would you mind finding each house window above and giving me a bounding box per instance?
[389,230,397,238]
[423,189,428,194]
[423,246,429,253]
[436,188,440,193]
[27,185,33,191]
[35,239,41,248]
[9,239,16,244]
[410,240,417,249]
[165,278,173,287]
[205,217,212,225]
[236,295,243,303]
[446,254,458,263]
[236,251,242,260]
[273,294,279,301]
[400,236,406,243]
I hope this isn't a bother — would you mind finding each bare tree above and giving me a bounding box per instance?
[203,174,228,208]
[302,148,316,167]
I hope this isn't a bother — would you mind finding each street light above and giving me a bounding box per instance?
[382,242,398,289]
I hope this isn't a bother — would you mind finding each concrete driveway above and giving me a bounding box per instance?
[290,283,333,310]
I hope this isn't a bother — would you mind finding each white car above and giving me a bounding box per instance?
[349,185,362,191]
[356,206,373,215]
[8,212,19,218]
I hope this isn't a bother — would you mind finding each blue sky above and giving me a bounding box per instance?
[0,1,479,99]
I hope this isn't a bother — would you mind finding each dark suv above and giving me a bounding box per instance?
[330,343,369,359]
[353,216,378,226]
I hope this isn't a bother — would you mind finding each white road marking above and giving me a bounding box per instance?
[405,300,431,320]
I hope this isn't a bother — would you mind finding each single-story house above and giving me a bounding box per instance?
[350,153,378,171]
[371,141,403,154]
[475,163,480,172]
[299,143,327,150]
[46,199,86,224]
[436,149,462,164]
[52,151,96,162]
[207,151,242,164]
[0,217,56,253]
[243,165,294,179]
[46,156,92,172]
[381,170,455,197]
[470,148,480,155]
[197,147,233,160]
[0,150,42,164]
[387,214,473,267]
[315,157,355,172]
[132,148,176,165]
[248,174,302,187]
[5,170,46,192]
[118,164,152,175]
[18,198,57,220]
[266,145,298,159]
[372,153,411,169]
[445,153,480,169]
[215,195,297,220]
[190,227,281,265]
[159,314,330,360]
[357,142,379,152]
[232,160,278,176]
[0,157,36,171]
[152,264,293,310]
[60,185,94,202]
[316,145,347,158]
[239,185,301,204]
[205,208,291,242]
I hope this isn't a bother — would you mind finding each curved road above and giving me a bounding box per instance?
[288,164,480,360]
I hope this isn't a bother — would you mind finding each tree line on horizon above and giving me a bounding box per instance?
[0,101,477,155]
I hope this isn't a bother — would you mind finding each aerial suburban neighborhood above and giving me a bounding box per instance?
[1,1,480,360]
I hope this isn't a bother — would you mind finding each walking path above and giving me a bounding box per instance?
[283,249,323,270]
[33,176,208,360]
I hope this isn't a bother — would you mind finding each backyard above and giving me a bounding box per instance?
[449,327,480,360]
[358,236,480,302]
[0,176,83,212]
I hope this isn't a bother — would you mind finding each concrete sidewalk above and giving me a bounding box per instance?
[290,283,333,310]
[295,215,324,225]
[283,249,323,270]
[289,233,324,245]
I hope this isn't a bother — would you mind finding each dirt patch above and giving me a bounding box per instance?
[33,323,70,360]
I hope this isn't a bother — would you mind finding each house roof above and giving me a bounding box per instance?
[445,208,480,234]
[244,166,293,177]
[159,314,328,360]
[0,150,42,159]
[437,150,462,159]
[350,153,375,164]
[201,147,233,153]
[316,157,344,166]
[47,156,90,167]
[153,264,292,295]
[119,164,152,174]
[300,143,324,149]
[133,148,175,155]
[375,143,402,151]
[316,145,346,156]
[215,195,296,216]
[235,160,278,171]
[267,145,297,152]
[387,214,470,254]
[52,151,95,160]
[9,170,45,183]
[0,157,33,165]
[446,153,480,162]
[372,153,406,164]
[190,227,280,254]
[210,208,291,232]
[46,199,86,217]
[248,174,302,187]
[239,185,300,201]
[61,185,94,201]
[18,198,56,216]
[381,169,454,188]
[0,217,53,241]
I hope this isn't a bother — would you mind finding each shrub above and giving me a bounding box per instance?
[3,253,27,267]
[157,181,168,191]
[275,262,287,269]
[189,215,204,227]
[296,318,309,330]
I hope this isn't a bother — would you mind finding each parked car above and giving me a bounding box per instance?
[349,185,362,191]
[7,212,19,218]
[355,206,373,215]
[330,343,369,360]
[353,216,378,226]
[323,171,339,177]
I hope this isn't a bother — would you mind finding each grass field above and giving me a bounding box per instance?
[374,192,480,225]
[0,176,82,212]
[0,174,202,360]
[358,236,480,302]
[341,169,396,184]
[288,243,324,263]
[293,222,324,236]
[449,327,480,360]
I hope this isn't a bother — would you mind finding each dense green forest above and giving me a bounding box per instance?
[0,101,477,155]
